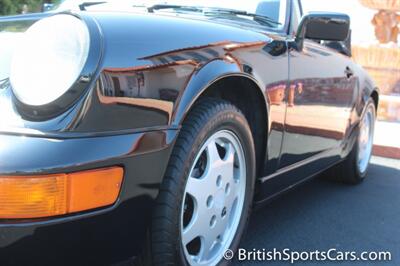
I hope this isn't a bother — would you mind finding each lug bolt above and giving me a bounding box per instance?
[225,183,230,195]
[216,175,222,187]
[210,215,217,227]
[221,207,227,218]
[207,195,213,208]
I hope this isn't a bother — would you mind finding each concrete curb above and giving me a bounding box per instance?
[373,145,400,160]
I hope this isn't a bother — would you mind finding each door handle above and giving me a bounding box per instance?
[345,67,354,79]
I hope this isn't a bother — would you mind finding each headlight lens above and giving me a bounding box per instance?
[10,14,90,106]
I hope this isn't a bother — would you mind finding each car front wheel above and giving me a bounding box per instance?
[150,98,256,266]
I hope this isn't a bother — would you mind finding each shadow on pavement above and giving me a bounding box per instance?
[237,159,400,265]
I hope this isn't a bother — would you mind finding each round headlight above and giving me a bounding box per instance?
[10,14,90,106]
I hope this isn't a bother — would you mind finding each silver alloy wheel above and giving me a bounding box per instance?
[357,105,375,174]
[181,130,246,266]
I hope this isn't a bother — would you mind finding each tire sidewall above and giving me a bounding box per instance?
[354,99,376,179]
[177,108,256,266]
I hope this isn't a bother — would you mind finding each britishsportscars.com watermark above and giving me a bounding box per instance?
[223,248,392,263]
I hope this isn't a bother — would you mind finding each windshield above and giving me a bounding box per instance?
[52,0,288,30]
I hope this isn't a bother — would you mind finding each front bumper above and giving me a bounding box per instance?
[0,129,178,265]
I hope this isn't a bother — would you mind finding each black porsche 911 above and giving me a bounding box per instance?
[0,0,378,265]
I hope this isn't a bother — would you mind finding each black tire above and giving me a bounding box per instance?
[149,98,256,266]
[333,98,376,184]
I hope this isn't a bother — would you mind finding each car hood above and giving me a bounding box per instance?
[0,10,273,79]
[92,11,273,69]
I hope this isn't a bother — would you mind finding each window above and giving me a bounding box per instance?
[171,0,289,30]
[58,1,289,30]
[290,0,303,36]
[150,0,288,27]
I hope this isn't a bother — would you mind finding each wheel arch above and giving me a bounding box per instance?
[172,59,269,177]
[370,89,379,111]
[356,68,380,117]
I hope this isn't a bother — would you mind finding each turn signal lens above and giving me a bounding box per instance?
[68,167,123,213]
[0,175,68,219]
[0,167,123,219]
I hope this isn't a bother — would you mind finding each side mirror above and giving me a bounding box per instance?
[323,30,352,57]
[296,12,350,51]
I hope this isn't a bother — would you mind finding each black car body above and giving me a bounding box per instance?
[0,0,378,265]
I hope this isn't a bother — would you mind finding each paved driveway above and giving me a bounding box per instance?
[236,157,400,265]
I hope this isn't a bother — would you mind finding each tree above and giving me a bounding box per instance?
[0,0,21,15]
[0,0,57,16]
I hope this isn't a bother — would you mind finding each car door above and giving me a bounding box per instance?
[279,0,357,168]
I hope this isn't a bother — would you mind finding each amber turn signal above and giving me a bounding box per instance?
[0,167,123,219]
